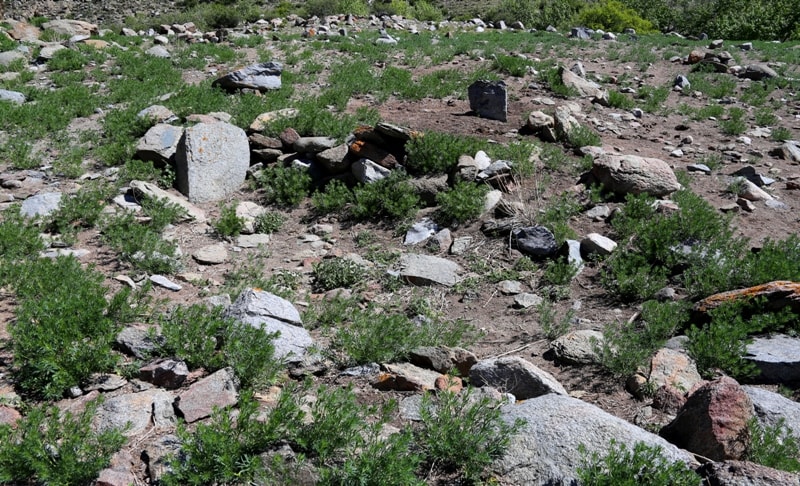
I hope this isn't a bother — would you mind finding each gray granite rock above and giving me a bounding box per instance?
[175,122,249,203]
[470,356,567,399]
[212,61,282,91]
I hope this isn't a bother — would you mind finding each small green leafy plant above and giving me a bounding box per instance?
[257,165,312,207]
[213,202,245,238]
[312,257,366,292]
[577,440,700,486]
[746,418,800,472]
[418,386,524,481]
[0,400,126,484]
[436,181,489,225]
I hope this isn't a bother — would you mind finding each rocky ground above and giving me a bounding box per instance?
[2,6,800,486]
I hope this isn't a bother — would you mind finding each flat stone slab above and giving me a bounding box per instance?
[94,389,175,436]
[176,367,238,423]
[129,180,206,222]
[373,362,442,392]
[745,334,800,384]
[20,192,61,218]
[212,61,282,92]
[470,356,567,399]
[398,254,464,287]
[695,281,800,314]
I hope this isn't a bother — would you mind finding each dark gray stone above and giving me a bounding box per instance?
[468,80,508,122]
[511,225,558,258]
[469,356,567,399]
[136,124,183,165]
[212,61,282,92]
[139,358,189,389]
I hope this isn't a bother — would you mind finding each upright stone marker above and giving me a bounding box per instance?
[175,122,249,203]
[468,80,508,122]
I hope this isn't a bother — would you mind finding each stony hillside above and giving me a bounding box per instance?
[2,7,800,486]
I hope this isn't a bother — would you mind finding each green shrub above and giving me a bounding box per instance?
[599,300,689,378]
[542,257,579,286]
[0,206,44,264]
[257,165,312,207]
[488,0,583,30]
[48,183,113,238]
[746,418,800,472]
[539,65,580,98]
[321,302,479,366]
[213,202,245,238]
[538,193,581,243]
[772,127,794,142]
[537,297,574,340]
[313,258,366,292]
[155,304,281,389]
[492,55,534,77]
[577,440,701,485]
[405,131,484,175]
[162,389,306,486]
[47,48,89,71]
[579,0,656,32]
[686,302,758,379]
[566,125,602,148]
[254,211,285,234]
[0,400,126,484]
[418,387,524,481]
[637,85,670,114]
[436,182,489,225]
[413,0,444,21]
[312,179,354,215]
[608,90,635,109]
[9,257,129,399]
[203,3,241,28]
[102,201,184,275]
[350,173,420,222]
[603,190,742,301]
[720,107,747,135]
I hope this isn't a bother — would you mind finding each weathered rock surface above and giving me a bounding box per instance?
[550,330,603,365]
[745,334,800,384]
[661,376,753,461]
[212,61,282,92]
[176,367,238,423]
[94,389,175,436]
[744,385,800,441]
[139,358,189,389]
[20,192,61,218]
[493,394,696,485]
[469,356,567,399]
[592,153,681,196]
[130,180,206,222]
[135,124,183,165]
[373,362,442,392]
[175,122,249,203]
[647,348,703,392]
[224,288,313,362]
[408,346,477,376]
[397,253,464,286]
[698,460,800,485]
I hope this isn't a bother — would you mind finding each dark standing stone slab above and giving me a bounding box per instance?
[468,80,508,122]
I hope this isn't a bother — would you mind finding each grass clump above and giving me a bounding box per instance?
[577,440,700,486]
[256,165,312,207]
[154,304,281,390]
[720,107,747,135]
[102,197,186,274]
[316,300,479,366]
[405,131,484,175]
[599,300,689,378]
[746,418,800,472]
[436,182,489,225]
[350,173,421,222]
[313,257,366,292]
[0,400,126,484]
[418,386,524,482]
[7,257,132,399]
[254,211,286,234]
[213,201,245,238]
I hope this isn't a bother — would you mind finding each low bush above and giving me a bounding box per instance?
[254,211,286,234]
[311,179,353,215]
[213,202,245,238]
[0,400,126,484]
[578,0,656,33]
[350,173,421,222]
[162,389,306,485]
[312,257,366,292]
[405,131,484,175]
[256,165,312,207]
[418,386,525,481]
[9,257,130,399]
[320,301,479,366]
[685,302,759,379]
[155,304,281,389]
[577,440,701,485]
[599,300,689,378]
[746,418,800,472]
[487,0,583,30]
[436,181,489,225]
[0,206,44,264]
